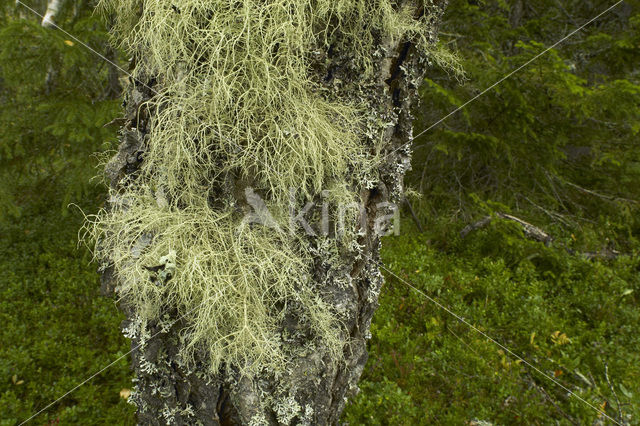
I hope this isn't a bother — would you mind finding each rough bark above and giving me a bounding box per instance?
[101,1,448,424]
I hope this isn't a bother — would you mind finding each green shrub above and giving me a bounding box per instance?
[0,188,135,424]
[344,220,639,424]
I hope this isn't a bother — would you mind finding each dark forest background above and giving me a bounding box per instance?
[1,0,639,424]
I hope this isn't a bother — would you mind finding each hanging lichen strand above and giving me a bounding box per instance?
[89,0,439,375]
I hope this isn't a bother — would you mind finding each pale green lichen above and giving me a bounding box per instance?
[88,0,449,376]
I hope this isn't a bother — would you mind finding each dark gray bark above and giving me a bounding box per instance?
[102,1,448,424]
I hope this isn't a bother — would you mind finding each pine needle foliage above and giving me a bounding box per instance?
[411,0,640,249]
[0,5,120,220]
[88,0,442,375]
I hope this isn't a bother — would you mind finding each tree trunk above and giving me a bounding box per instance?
[98,1,447,424]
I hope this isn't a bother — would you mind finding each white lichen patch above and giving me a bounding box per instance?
[275,396,302,425]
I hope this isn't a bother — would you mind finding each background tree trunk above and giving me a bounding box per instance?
[101,1,448,424]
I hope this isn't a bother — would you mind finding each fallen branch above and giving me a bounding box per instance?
[459,215,492,239]
[460,212,552,244]
[576,248,620,261]
[460,212,623,260]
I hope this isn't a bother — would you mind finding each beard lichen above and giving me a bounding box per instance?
[88,0,444,377]
[91,193,343,372]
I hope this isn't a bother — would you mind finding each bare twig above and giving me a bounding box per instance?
[560,179,639,205]
[605,363,624,424]
[522,195,574,227]
[529,376,579,425]
[403,197,424,233]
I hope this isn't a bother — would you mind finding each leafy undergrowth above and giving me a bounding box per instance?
[3,196,638,424]
[343,219,640,424]
[0,191,135,425]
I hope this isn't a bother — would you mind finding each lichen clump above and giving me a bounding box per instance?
[89,0,439,374]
